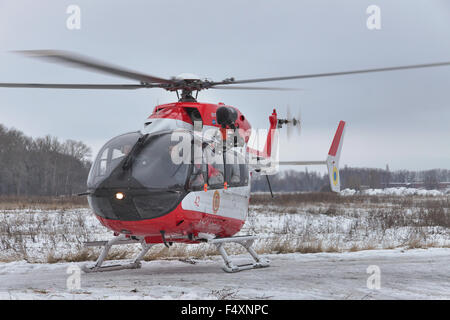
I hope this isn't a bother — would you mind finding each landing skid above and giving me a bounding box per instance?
[206,235,270,273]
[82,235,153,273]
[81,234,269,273]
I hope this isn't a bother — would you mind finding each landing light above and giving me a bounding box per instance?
[115,192,125,200]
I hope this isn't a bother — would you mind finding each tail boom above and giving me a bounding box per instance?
[278,120,346,193]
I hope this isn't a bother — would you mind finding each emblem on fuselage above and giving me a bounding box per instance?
[332,166,338,186]
[212,190,220,213]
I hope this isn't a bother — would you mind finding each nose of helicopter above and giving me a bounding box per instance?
[87,169,186,222]
[86,131,189,222]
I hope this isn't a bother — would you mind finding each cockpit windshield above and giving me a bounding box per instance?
[87,131,190,190]
[132,132,190,189]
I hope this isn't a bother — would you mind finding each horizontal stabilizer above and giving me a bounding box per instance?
[278,121,346,192]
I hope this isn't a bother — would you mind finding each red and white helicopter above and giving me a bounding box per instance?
[1,51,449,273]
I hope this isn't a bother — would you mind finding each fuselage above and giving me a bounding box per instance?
[87,101,253,244]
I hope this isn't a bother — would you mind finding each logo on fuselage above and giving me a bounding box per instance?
[212,190,220,213]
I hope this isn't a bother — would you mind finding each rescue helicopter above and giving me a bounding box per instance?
[1,50,449,273]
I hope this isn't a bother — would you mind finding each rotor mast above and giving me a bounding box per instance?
[178,89,197,102]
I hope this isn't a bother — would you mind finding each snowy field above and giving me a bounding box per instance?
[0,248,449,300]
[0,189,449,299]
[340,187,450,197]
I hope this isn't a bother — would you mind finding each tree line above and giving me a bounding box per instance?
[252,166,450,192]
[0,124,91,196]
[1,123,449,196]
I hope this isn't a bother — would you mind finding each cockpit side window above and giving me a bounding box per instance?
[208,162,225,187]
[189,163,205,190]
[187,138,249,191]
[98,148,109,176]
[188,141,225,190]
[87,132,141,189]
[240,161,249,186]
[203,144,224,189]
[225,150,248,187]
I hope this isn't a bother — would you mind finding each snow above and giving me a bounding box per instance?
[0,248,449,299]
[341,187,446,196]
[1,195,449,263]
[0,191,448,299]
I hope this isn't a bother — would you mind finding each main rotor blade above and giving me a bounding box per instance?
[210,85,302,91]
[15,50,173,84]
[214,61,450,85]
[0,83,148,89]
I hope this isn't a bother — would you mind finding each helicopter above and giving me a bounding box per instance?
[1,50,449,273]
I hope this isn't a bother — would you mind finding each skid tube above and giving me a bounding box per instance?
[201,234,270,273]
[81,234,154,273]
[82,234,269,273]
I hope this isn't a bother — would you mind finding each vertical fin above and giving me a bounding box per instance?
[326,121,346,192]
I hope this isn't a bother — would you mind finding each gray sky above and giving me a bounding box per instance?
[0,0,449,171]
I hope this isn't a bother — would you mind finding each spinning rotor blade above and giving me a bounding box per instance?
[15,50,172,84]
[4,50,450,98]
[213,61,450,85]
[284,105,301,139]
[286,105,293,139]
[210,85,302,91]
[0,83,148,89]
[295,107,302,136]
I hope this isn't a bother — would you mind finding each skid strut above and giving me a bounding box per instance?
[82,235,153,273]
[207,235,270,273]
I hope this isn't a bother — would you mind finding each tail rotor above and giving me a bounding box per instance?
[281,105,302,140]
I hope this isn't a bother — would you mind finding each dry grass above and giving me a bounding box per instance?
[46,249,100,264]
[0,195,88,210]
[0,192,448,263]
[249,192,449,254]
[143,244,220,261]
[32,289,49,295]
[256,238,343,254]
[250,192,450,209]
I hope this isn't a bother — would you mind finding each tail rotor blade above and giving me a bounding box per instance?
[295,107,302,136]
[286,105,293,140]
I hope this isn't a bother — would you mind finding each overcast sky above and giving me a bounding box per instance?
[0,0,449,171]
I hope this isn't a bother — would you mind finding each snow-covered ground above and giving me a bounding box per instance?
[1,194,449,263]
[0,190,448,299]
[0,248,449,299]
[341,187,450,196]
